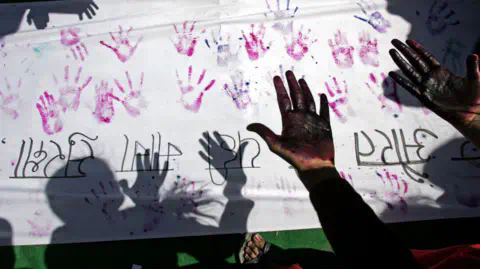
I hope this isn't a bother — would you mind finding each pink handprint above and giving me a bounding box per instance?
[100,26,143,63]
[324,77,352,123]
[376,169,408,214]
[36,91,63,135]
[242,24,272,61]
[60,28,88,61]
[328,30,354,69]
[358,31,379,67]
[365,73,402,116]
[223,71,252,110]
[172,21,199,57]
[176,66,216,113]
[339,171,353,186]
[54,65,92,113]
[284,24,317,61]
[110,71,147,117]
[0,77,22,119]
[93,81,115,124]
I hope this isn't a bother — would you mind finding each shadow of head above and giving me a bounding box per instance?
[0,218,14,269]
[45,158,124,224]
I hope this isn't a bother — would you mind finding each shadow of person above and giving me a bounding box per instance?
[0,218,14,269]
[0,0,98,39]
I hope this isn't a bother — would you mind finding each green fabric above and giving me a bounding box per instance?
[1,229,330,268]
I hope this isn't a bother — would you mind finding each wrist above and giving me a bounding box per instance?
[297,167,340,192]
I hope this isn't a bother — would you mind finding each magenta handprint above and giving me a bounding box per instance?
[36,91,63,135]
[284,24,317,61]
[354,0,391,33]
[100,26,143,63]
[223,71,252,110]
[54,65,92,113]
[358,31,379,67]
[324,77,352,123]
[375,169,408,214]
[205,27,240,67]
[328,30,354,69]
[242,24,272,61]
[176,66,216,113]
[339,171,353,186]
[365,73,402,116]
[110,71,147,117]
[0,77,22,119]
[93,81,115,124]
[264,0,299,34]
[171,21,199,57]
[60,28,88,61]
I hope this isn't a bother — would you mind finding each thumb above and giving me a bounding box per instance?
[246,123,279,150]
[466,54,480,80]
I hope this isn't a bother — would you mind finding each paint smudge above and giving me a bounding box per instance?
[0,77,22,119]
[36,91,63,135]
[264,0,299,35]
[365,73,402,116]
[242,24,272,61]
[205,27,240,66]
[176,66,215,113]
[339,171,354,186]
[27,210,52,237]
[328,30,354,69]
[100,26,143,63]
[284,24,317,61]
[323,77,352,123]
[426,0,460,36]
[354,0,391,33]
[172,21,199,57]
[375,169,408,214]
[224,71,252,109]
[93,81,115,123]
[358,31,379,67]
[60,28,88,61]
[110,71,147,117]
[0,38,6,58]
[54,65,92,113]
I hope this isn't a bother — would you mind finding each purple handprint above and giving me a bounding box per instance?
[328,30,354,69]
[176,66,216,113]
[426,0,460,36]
[204,27,240,67]
[264,0,299,34]
[0,77,22,119]
[358,31,379,67]
[242,24,272,61]
[365,73,402,116]
[223,71,252,110]
[60,28,88,61]
[36,91,63,135]
[54,65,92,113]
[354,0,391,33]
[171,21,199,57]
[110,71,147,117]
[100,26,144,63]
[284,24,317,61]
[93,81,115,124]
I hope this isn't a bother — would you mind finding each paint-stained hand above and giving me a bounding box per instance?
[247,71,335,172]
[389,39,480,128]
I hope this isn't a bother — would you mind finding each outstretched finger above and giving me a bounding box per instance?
[286,71,305,111]
[466,54,480,80]
[391,39,430,74]
[406,40,441,67]
[246,123,279,151]
[388,72,423,100]
[91,2,99,10]
[389,49,423,85]
[319,94,330,123]
[273,76,292,114]
[299,79,316,113]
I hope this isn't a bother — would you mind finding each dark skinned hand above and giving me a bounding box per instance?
[389,39,480,128]
[247,71,335,174]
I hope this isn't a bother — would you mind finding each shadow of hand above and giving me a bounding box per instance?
[119,153,168,207]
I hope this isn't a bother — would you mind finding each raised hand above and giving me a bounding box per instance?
[389,39,480,128]
[247,71,335,173]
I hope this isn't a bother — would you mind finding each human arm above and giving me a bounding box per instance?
[247,71,420,268]
[389,39,480,149]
